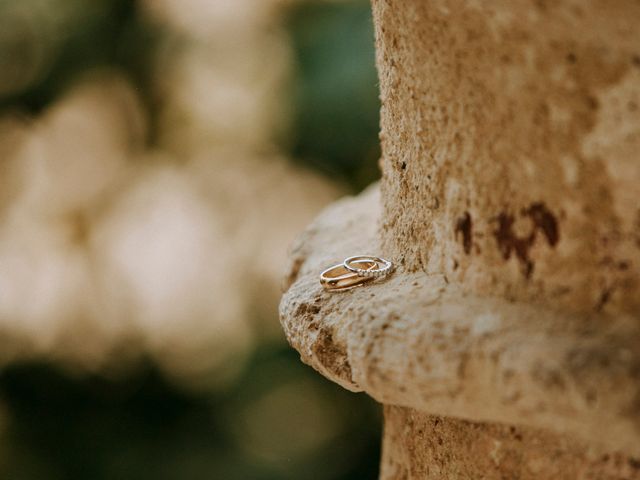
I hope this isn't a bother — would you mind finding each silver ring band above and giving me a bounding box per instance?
[343,255,393,278]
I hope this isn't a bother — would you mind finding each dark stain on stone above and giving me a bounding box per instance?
[401,161,407,170]
[629,458,640,470]
[510,426,523,441]
[493,202,559,278]
[596,287,613,312]
[525,202,559,247]
[566,52,577,63]
[295,302,321,317]
[494,212,535,277]
[312,327,353,384]
[455,212,473,254]
[632,55,640,67]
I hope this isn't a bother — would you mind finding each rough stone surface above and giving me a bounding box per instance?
[280,0,640,477]
[374,0,640,315]
[381,406,640,480]
[280,186,640,458]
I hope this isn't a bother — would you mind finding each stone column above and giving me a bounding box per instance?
[280,1,640,478]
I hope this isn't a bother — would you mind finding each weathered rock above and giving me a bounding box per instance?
[382,406,640,479]
[375,0,640,316]
[280,186,640,457]
[280,0,640,477]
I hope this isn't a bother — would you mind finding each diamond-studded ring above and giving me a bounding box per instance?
[343,255,394,279]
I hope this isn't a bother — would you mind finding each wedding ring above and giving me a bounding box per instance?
[320,260,377,292]
[343,255,393,278]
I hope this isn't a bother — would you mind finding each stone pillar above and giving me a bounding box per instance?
[374,0,640,315]
[280,1,640,478]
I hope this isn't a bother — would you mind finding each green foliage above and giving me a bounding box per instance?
[0,0,159,113]
[287,1,381,191]
[0,348,380,480]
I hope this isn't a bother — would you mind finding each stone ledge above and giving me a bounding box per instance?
[279,184,640,455]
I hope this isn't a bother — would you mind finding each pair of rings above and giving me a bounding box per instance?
[320,255,394,292]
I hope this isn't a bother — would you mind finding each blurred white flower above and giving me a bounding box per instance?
[155,31,291,153]
[91,163,253,383]
[11,74,144,217]
[0,0,342,384]
[0,74,145,366]
[0,216,90,351]
[142,0,284,39]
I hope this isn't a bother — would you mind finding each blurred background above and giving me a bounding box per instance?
[0,0,381,478]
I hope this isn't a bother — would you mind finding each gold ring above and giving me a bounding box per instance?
[320,260,377,292]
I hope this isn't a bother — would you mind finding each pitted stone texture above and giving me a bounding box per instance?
[381,406,640,480]
[281,0,640,475]
[279,186,640,456]
[281,185,383,391]
[373,0,640,315]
